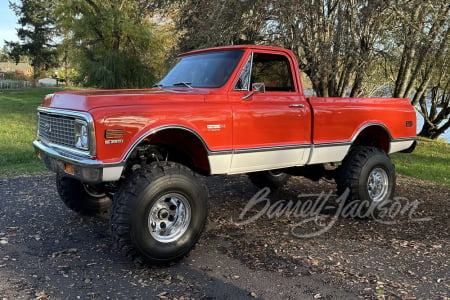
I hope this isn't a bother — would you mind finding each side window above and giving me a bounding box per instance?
[252,53,294,92]
[234,54,252,91]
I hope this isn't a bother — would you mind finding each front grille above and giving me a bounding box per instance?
[38,113,76,148]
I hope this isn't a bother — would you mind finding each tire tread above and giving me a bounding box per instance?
[110,162,207,265]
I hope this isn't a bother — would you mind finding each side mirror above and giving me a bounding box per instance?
[252,82,265,93]
[242,83,265,100]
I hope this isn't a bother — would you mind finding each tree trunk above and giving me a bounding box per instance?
[418,119,450,140]
[64,49,71,88]
[33,65,39,88]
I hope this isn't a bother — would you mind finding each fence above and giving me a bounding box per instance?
[0,80,33,89]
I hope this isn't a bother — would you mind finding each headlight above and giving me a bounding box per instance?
[74,120,89,150]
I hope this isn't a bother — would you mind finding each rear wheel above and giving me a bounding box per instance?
[56,173,112,215]
[336,146,396,217]
[248,170,290,190]
[110,162,208,265]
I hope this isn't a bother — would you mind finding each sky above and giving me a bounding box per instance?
[0,0,19,48]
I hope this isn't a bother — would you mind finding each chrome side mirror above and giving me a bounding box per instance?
[252,82,265,93]
[242,83,265,100]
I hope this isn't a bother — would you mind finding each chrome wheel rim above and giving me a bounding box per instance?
[367,168,389,202]
[148,193,191,243]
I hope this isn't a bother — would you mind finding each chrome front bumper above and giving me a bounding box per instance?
[33,140,124,183]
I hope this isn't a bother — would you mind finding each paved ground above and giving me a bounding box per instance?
[0,173,448,299]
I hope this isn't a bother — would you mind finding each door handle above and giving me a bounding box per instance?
[289,104,304,108]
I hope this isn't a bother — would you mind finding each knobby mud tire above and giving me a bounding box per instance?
[337,146,396,218]
[110,162,208,265]
[56,173,111,215]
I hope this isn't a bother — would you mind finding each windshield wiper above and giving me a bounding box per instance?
[152,83,164,88]
[172,82,193,89]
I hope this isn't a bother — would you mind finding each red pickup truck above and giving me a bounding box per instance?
[34,45,416,265]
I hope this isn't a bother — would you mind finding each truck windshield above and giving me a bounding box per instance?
[158,50,244,88]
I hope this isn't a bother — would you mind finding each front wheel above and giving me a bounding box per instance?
[336,146,396,217]
[110,162,208,265]
[56,174,112,215]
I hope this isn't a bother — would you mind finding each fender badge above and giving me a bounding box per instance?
[207,124,226,131]
[105,139,123,144]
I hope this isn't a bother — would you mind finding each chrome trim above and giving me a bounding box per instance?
[352,124,416,144]
[34,140,124,183]
[242,92,254,100]
[313,141,353,148]
[289,104,305,108]
[34,140,102,167]
[233,53,253,91]
[391,137,417,142]
[207,124,226,130]
[208,149,233,156]
[306,143,351,165]
[74,119,89,150]
[40,141,94,159]
[305,141,353,165]
[37,107,96,157]
[305,143,315,165]
[122,125,212,161]
[120,125,313,161]
[351,123,393,142]
[233,144,311,154]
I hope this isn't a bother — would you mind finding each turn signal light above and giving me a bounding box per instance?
[64,163,75,175]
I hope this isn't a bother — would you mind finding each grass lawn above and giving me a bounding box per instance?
[391,137,450,187]
[0,88,65,175]
[1,88,449,187]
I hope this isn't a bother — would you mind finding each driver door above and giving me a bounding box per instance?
[229,51,310,173]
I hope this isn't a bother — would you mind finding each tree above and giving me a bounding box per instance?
[158,0,270,53]
[162,0,449,139]
[6,0,58,86]
[390,0,450,139]
[418,76,450,139]
[165,0,391,98]
[56,35,73,87]
[55,0,165,89]
[1,46,10,61]
[270,0,391,97]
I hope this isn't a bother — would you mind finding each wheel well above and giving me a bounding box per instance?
[140,128,211,175]
[352,126,391,153]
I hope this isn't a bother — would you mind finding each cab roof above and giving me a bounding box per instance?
[179,45,295,57]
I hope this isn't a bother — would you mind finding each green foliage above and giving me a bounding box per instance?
[56,68,78,83]
[6,0,58,81]
[79,48,155,89]
[56,0,162,88]
[0,46,10,61]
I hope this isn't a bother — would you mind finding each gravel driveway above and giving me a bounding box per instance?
[0,173,448,299]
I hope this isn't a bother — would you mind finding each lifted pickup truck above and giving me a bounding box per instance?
[34,45,416,265]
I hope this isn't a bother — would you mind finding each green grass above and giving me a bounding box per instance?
[1,88,449,186]
[0,88,67,176]
[391,137,450,187]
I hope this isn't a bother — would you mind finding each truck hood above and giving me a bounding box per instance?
[41,88,212,111]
